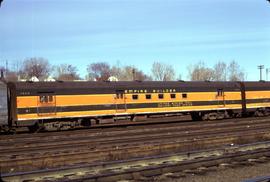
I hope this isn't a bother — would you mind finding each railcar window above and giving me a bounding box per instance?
[116,93,124,99]
[132,94,138,100]
[40,95,48,103]
[48,95,53,102]
[182,93,187,98]
[217,89,224,96]
[158,94,164,99]
[170,94,176,99]
[40,95,54,103]
[145,94,151,99]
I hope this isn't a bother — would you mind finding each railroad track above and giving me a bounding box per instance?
[2,114,191,134]
[1,116,269,143]
[0,116,270,181]
[2,141,270,182]
[1,117,270,174]
[1,118,270,151]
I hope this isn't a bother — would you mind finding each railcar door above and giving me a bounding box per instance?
[37,92,56,116]
[115,90,127,112]
[216,88,225,107]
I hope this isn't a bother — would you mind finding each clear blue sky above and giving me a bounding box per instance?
[0,0,270,80]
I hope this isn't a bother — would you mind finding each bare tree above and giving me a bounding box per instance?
[136,69,152,81]
[110,65,151,81]
[6,71,18,81]
[122,66,150,81]
[176,74,182,81]
[19,57,51,80]
[53,64,80,81]
[86,62,111,81]
[227,60,245,81]
[151,62,175,81]
[188,61,214,81]
[0,65,18,81]
[213,61,227,81]
[110,65,122,80]
[118,66,134,81]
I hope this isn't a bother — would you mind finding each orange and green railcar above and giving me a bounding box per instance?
[1,81,270,132]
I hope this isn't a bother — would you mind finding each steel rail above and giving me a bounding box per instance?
[2,141,270,182]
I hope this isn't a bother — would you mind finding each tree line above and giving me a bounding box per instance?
[0,57,246,82]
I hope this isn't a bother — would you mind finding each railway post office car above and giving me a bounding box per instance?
[0,80,270,132]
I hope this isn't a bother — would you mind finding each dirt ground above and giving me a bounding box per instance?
[155,160,270,182]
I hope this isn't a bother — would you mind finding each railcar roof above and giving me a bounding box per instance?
[243,81,270,88]
[10,81,244,90]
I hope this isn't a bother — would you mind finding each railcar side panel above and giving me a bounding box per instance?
[244,82,270,110]
[16,91,243,121]
[4,81,270,130]
[245,91,270,108]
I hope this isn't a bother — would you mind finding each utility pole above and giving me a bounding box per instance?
[132,68,135,81]
[5,60,8,77]
[258,65,264,81]
[266,68,270,81]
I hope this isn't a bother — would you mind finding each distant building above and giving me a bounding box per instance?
[29,76,39,82]
[108,76,118,81]
[44,76,55,82]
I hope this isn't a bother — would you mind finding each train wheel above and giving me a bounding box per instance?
[265,108,270,116]
[254,109,265,117]
[208,113,218,120]
[81,118,91,127]
[28,123,43,133]
[8,128,16,134]
[190,112,202,121]
[131,115,136,121]
[0,126,12,134]
[217,112,225,120]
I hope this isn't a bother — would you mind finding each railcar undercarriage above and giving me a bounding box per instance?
[1,107,270,133]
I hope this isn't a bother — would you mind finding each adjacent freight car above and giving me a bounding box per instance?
[0,80,270,132]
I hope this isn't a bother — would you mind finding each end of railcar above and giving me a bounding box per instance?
[0,80,9,132]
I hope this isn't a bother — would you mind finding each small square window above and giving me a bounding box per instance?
[182,93,187,98]
[116,93,124,99]
[40,95,48,103]
[40,96,45,103]
[132,95,138,100]
[170,94,176,99]
[48,95,53,102]
[158,94,164,99]
[217,89,224,96]
[145,94,151,99]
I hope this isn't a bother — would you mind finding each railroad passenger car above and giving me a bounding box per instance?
[244,82,270,115]
[0,80,270,132]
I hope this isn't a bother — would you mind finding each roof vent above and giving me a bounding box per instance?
[178,80,185,82]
